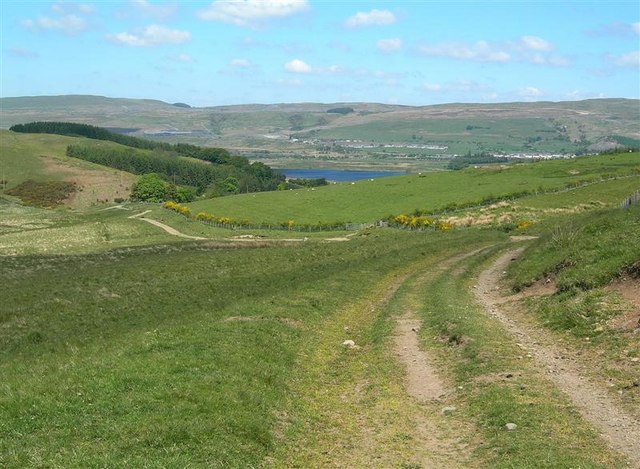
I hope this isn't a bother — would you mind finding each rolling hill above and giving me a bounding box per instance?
[2,95,638,171]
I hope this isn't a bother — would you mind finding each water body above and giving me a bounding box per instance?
[281,168,406,182]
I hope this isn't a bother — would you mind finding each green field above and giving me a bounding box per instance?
[298,117,575,154]
[188,152,640,225]
[2,127,639,467]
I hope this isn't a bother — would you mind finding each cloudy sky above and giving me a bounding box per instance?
[2,1,639,106]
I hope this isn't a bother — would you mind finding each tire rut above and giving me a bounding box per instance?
[475,249,640,467]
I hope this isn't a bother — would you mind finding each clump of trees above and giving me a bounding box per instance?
[326,107,354,115]
[278,178,329,190]
[447,151,510,170]
[131,173,196,203]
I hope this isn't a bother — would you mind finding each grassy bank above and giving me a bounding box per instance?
[189,152,639,225]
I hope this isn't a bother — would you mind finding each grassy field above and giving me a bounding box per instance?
[1,129,639,466]
[188,152,640,225]
[0,228,480,467]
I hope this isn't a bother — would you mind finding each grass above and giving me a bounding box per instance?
[1,228,476,467]
[506,203,639,414]
[189,152,640,225]
[509,203,640,292]
[1,126,638,467]
[0,201,177,255]
[0,130,136,208]
[410,246,627,468]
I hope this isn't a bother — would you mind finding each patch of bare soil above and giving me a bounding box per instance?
[128,212,206,240]
[393,312,447,402]
[41,157,135,208]
[519,275,557,298]
[608,277,640,333]
[476,250,640,467]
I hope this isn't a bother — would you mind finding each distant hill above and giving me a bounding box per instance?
[1,95,638,166]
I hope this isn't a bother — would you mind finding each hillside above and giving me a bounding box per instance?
[0,129,135,208]
[187,151,640,225]
[2,95,638,170]
[1,128,639,466]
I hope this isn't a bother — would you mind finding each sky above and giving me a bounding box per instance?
[1,0,639,107]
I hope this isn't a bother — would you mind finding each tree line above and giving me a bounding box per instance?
[11,121,285,196]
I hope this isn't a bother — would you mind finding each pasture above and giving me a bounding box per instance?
[1,126,639,466]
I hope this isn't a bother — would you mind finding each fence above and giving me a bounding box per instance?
[620,190,640,208]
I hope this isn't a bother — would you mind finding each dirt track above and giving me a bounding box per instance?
[476,249,640,466]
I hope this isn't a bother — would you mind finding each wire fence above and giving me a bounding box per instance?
[620,190,640,208]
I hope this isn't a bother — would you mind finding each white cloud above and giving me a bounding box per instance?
[21,2,93,35]
[608,50,640,67]
[520,35,552,51]
[21,14,88,35]
[420,37,570,66]
[129,0,177,20]
[345,9,396,28]
[231,58,251,67]
[198,0,309,27]
[51,2,94,15]
[107,25,191,47]
[377,38,402,53]
[519,86,544,98]
[284,58,312,73]
[589,21,640,37]
[419,41,510,62]
[522,52,569,66]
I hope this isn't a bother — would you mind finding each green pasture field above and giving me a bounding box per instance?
[0,201,174,255]
[516,175,640,209]
[510,203,640,292]
[2,220,634,467]
[0,228,488,467]
[1,123,639,466]
[188,152,640,225]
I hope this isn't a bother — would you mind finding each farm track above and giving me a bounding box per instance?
[476,249,640,466]
[279,243,638,467]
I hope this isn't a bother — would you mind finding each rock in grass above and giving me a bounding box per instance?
[441,406,456,415]
[342,339,356,348]
[505,423,517,431]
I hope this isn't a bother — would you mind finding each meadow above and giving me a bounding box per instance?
[1,124,639,466]
[188,152,640,225]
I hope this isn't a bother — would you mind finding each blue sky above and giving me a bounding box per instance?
[1,1,639,106]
